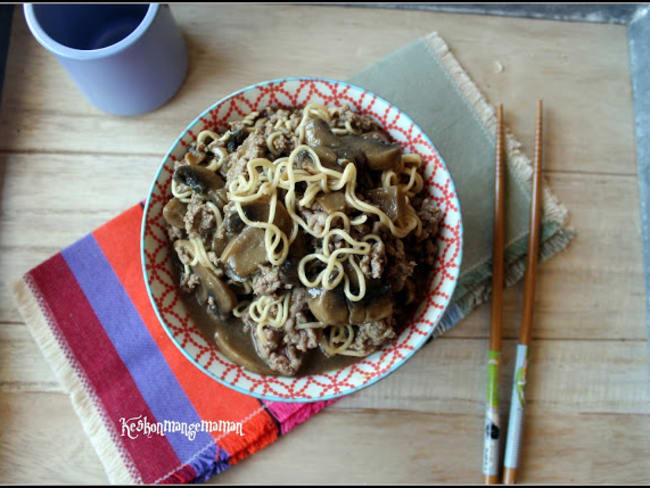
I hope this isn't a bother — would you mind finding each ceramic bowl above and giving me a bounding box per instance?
[142,76,463,402]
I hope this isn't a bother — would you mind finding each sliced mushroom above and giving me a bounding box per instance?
[224,205,245,235]
[360,130,391,143]
[308,287,349,325]
[312,145,338,169]
[304,117,340,147]
[162,198,187,228]
[173,165,225,195]
[347,284,393,325]
[353,138,402,171]
[210,231,229,258]
[184,145,206,166]
[226,127,248,153]
[315,190,346,213]
[212,187,228,206]
[304,117,399,170]
[240,196,293,235]
[367,185,407,221]
[213,324,277,376]
[334,138,367,167]
[296,144,338,170]
[193,263,237,314]
[279,232,307,286]
[220,226,268,278]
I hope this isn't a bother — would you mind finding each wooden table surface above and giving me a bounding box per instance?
[0,4,648,484]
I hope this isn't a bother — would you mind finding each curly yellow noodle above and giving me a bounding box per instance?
[175,104,430,358]
[171,179,192,203]
[248,293,290,345]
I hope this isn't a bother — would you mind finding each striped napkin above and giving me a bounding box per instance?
[13,203,335,484]
[11,32,572,484]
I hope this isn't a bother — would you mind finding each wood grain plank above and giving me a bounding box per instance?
[0,323,59,392]
[1,391,648,484]
[212,409,650,484]
[0,5,634,176]
[3,321,647,415]
[0,392,107,483]
[445,171,646,341]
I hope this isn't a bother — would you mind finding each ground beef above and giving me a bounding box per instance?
[384,235,417,293]
[346,111,380,132]
[180,270,200,293]
[402,279,417,305]
[419,239,438,267]
[256,287,318,376]
[256,326,303,376]
[270,131,297,154]
[265,108,291,125]
[300,207,328,235]
[359,240,385,279]
[283,287,318,352]
[415,198,441,266]
[417,198,442,242]
[184,193,216,239]
[252,265,285,296]
[253,287,317,376]
[330,104,380,133]
[347,317,396,356]
[226,132,267,180]
[166,225,184,243]
[174,240,194,265]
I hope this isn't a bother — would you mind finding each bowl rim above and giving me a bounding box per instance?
[141,75,464,403]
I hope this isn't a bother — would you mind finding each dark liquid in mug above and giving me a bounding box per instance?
[32,5,149,50]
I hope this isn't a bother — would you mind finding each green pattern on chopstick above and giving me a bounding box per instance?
[486,349,500,408]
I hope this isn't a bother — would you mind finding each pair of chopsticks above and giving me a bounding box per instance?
[482,101,544,485]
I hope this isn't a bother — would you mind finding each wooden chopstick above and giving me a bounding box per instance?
[503,100,544,484]
[482,104,505,484]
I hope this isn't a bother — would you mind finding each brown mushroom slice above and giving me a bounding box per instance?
[308,288,349,325]
[213,324,277,376]
[312,145,338,169]
[212,187,228,206]
[295,144,337,168]
[360,130,391,143]
[192,263,238,314]
[347,285,394,325]
[335,137,367,167]
[220,226,268,278]
[241,196,293,236]
[367,185,407,221]
[173,165,225,195]
[279,232,307,286]
[226,127,248,153]
[184,145,206,166]
[356,138,402,171]
[304,117,340,147]
[162,198,187,228]
[210,231,229,258]
[315,190,346,213]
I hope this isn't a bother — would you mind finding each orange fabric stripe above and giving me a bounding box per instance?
[92,205,278,457]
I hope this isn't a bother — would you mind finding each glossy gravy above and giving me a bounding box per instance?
[175,262,431,377]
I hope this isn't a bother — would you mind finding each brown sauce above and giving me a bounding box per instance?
[178,287,360,377]
[175,261,431,377]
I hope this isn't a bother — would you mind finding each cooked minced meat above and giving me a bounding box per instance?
[163,104,442,376]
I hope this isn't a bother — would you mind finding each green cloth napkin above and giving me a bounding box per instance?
[348,32,574,334]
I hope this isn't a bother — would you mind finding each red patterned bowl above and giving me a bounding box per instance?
[141,77,463,402]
